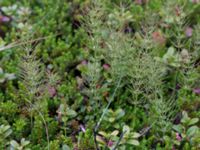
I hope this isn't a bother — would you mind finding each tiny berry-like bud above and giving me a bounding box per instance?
[80,124,86,133]
[175,6,181,16]
[81,60,88,65]
[135,0,149,4]
[107,140,114,147]
[103,91,109,97]
[103,64,110,70]
[193,88,200,94]
[96,84,101,89]
[176,133,182,141]
[135,0,142,4]
[0,16,10,23]
[48,86,56,97]
[152,31,166,45]
[192,0,199,4]
[185,27,193,37]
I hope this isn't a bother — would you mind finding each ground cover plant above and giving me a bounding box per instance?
[0,0,200,149]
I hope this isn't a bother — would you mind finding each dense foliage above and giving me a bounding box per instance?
[0,0,200,149]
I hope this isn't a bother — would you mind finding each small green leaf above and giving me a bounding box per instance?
[111,130,119,136]
[4,129,12,138]
[167,47,175,55]
[182,111,189,120]
[109,117,115,123]
[66,108,77,118]
[0,67,3,74]
[126,139,139,146]
[10,140,20,148]
[132,132,140,138]
[181,111,190,125]
[188,118,199,126]
[21,139,30,146]
[62,144,71,150]
[115,108,125,119]
[99,131,107,137]
[123,125,130,135]
[186,126,199,137]
[96,135,106,145]
[4,125,10,130]
[173,125,183,133]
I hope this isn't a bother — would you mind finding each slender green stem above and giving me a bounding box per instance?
[95,76,122,132]
[25,99,50,150]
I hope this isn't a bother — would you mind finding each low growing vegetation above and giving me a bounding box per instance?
[0,0,200,149]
